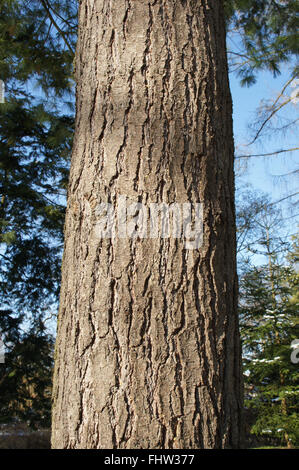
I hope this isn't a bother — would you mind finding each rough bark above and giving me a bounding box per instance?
[51,0,243,449]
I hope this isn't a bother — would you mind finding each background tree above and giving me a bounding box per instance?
[225,0,298,86]
[239,207,299,448]
[0,0,76,426]
[226,0,299,207]
[0,311,54,428]
[0,0,76,323]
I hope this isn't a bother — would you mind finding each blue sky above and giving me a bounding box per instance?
[230,66,298,212]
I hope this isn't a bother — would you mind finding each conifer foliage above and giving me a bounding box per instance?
[0,0,76,426]
[239,212,299,447]
[225,0,299,86]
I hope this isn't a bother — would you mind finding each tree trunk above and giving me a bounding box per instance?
[51,0,243,449]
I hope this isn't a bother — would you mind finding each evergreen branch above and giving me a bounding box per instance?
[43,3,77,31]
[39,0,75,55]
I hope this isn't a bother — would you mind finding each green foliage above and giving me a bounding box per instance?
[0,0,76,91]
[0,0,76,426]
[0,0,76,322]
[240,231,299,447]
[225,0,299,85]
[0,311,54,428]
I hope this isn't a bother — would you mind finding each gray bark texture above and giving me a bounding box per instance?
[51,0,243,449]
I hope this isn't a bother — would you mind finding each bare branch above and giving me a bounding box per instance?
[236,147,299,159]
[268,192,299,207]
[248,97,292,145]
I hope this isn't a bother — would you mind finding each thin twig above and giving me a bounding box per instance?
[236,147,299,159]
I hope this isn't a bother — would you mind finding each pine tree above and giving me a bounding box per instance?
[240,213,299,448]
[0,0,76,328]
[0,0,76,426]
[0,313,54,428]
[225,0,299,86]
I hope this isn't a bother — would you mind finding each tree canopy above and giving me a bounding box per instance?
[226,0,299,86]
